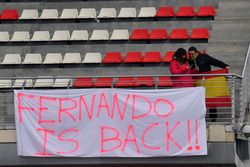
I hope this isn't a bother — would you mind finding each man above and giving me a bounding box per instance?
[188,46,229,122]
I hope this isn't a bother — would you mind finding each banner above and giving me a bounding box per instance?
[14,88,207,157]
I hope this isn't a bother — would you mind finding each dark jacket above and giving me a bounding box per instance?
[189,53,228,73]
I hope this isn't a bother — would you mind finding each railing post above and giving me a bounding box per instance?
[230,76,236,125]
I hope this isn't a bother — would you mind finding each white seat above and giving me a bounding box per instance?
[138,7,156,17]
[90,30,109,40]
[13,79,33,88]
[2,54,21,64]
[31,31,50,41]
[40,9,59,19]
[0,80,12,88]
[0,32,10,42]
[34,76,54,87]
[20,9,39,19]
[82,52,102,63]
[53,78,72,87]
[11,31,30,42]
[110,29,129,40]
[63,53,81,64]
[70,30,89,41]
[97,8,116,18]
[22,53,42,64]
[60,9,78,19]
[118,8,137,18]
[78,8,96,19]
[43,53,62,64]
[51,30,70,41]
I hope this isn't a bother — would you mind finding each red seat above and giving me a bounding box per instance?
[135,77,155,87]
[124,52,143,63]
[103,52,123,63]
[170,28,189,39]
[73,78,94,88]
[191,28,209,39]
[130,29,149,40]
[95,77,113,87]
[143,52,162,63]
[115,77,135,87]
[149,29,168,40]
[176,6,195,17]
[0,9,19,20]
[197,6,216,17]
[156,6,175,17]
[158,76,173,87]
[163,51,175,62]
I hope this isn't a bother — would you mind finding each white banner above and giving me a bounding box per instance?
[14,87,207,157]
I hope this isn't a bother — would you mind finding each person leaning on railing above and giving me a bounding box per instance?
[188,46,229,122]
[170,48,194,88]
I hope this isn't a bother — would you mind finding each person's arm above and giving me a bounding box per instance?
[170,61,189,74]
[206,54,229,68]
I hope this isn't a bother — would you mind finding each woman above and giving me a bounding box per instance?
[170,48,194,87]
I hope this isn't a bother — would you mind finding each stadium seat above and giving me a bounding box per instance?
[22,53,42,64]
[0,9,19,20]
[0,80,12,88]
[62,53,81,64]
[78,8,96,19]
[2,54,21,64]
[130,29,149,40]
[60,9,78,19]
[197,6,216,17]
[123,52,143,63]
[156,6,175,17]
[20,9,39,19]
[40,9,59,19]
[73,78,94,88]
[176,6,196,17]
[11,31,30,42]
[53,78,72,87]
[110,29,129,40]
[43,53,63,64]
[143,52,162,63]
[191,28,209,39]
[82,52,102,64]
[97,8,117,18]
[34,76,54,87]
[31,31,50,41]
[118,8,136,18]
[90,30,109,40]
[95,77,113,87]
[158,76,173,87]
[70,30,89,41]
[169,28,189,39]
[163,51,175,62]
[135,77,155,87]
[149,29,168,40]
[103,52,122,63]
[115,77,135,87]
[51,30,71,41]
[138,7,156,17]
[13,79,33,88]
[0,32,10,41]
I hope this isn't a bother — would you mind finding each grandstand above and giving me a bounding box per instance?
[0,0,249,166]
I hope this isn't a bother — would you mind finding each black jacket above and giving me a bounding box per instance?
[189,53,229,73]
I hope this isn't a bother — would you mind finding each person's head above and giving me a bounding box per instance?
[173,48,187,64]
[188,46,199,60]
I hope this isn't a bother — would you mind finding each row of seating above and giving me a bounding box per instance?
[0,76,174,88]
[0,6,215,20]
[1,51,175,64]
[0,28,209,42]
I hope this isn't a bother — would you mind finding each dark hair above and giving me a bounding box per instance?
[173,48,187,63]
[188,46,198,52]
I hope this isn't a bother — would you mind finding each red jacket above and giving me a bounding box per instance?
[170,60,194,87]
